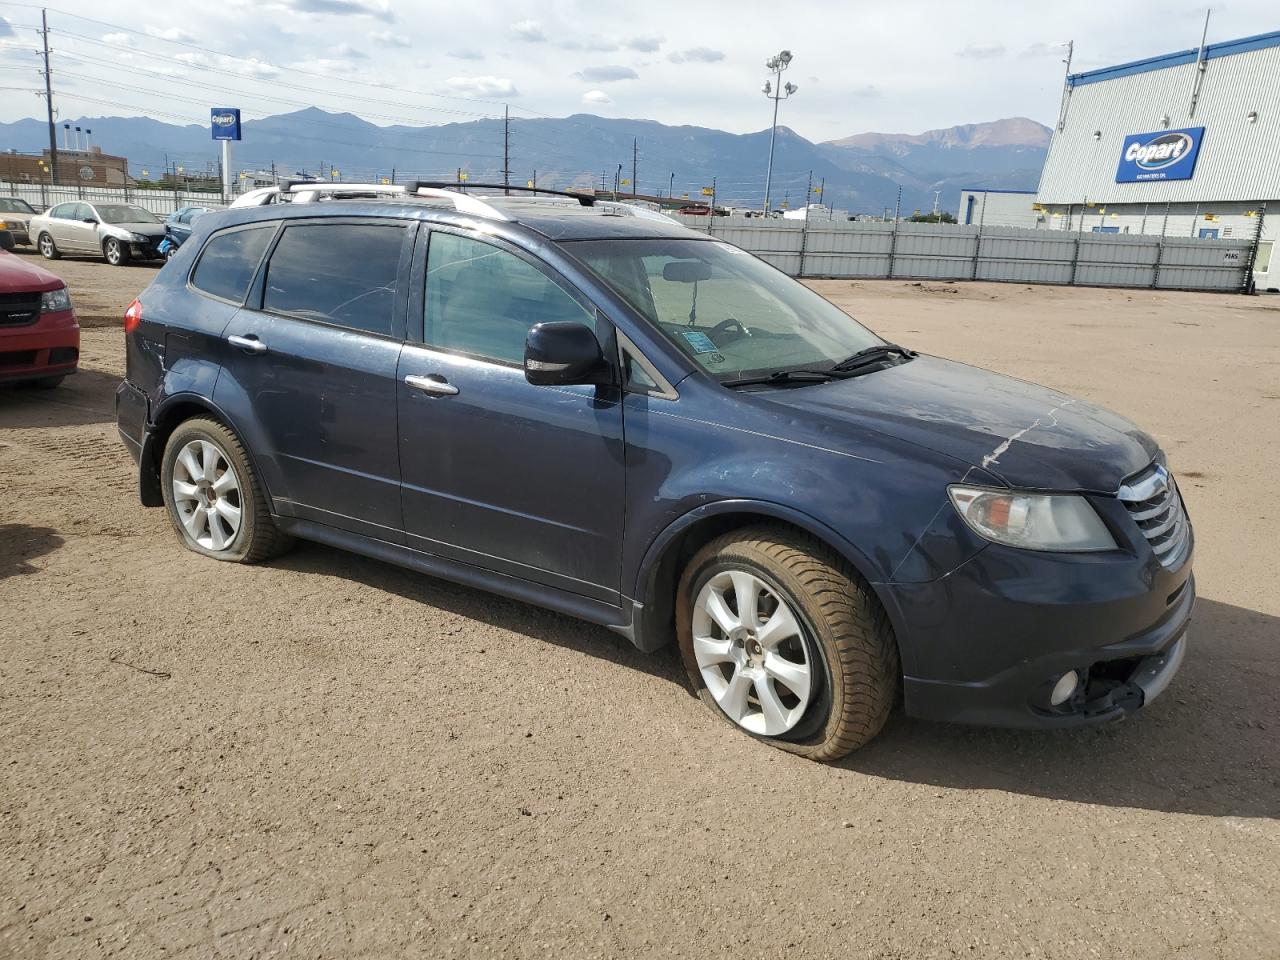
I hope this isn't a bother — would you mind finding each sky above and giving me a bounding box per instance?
[0,0,1275,139]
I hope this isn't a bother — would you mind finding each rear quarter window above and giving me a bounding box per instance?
[190,226,275,304]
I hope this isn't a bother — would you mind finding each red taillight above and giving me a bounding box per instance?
[123,298,142,333]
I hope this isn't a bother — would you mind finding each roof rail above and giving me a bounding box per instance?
[406,181,596,206]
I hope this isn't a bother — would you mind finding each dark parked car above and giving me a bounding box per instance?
[159,205,213,258]
[114,185,1193,760]
[0,248,79,387]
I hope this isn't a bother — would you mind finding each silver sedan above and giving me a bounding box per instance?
[28,201,168,266]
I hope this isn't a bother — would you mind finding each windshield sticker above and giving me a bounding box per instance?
[680,330,719,354]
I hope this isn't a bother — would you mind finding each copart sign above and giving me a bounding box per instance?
[1115,127,1204,183]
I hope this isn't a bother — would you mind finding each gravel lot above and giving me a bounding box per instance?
[2,249,1278,959]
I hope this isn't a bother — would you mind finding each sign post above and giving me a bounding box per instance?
[210,107,242,203]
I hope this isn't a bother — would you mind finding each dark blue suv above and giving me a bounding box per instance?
[115,184,1193,760]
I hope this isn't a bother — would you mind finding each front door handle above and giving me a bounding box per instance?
[405,374,459,397]
[227,334,267,355]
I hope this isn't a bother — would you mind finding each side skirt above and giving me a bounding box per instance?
[274,516,642,644]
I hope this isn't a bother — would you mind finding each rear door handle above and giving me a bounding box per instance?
[405,374,459,397]
[227,334,267,354]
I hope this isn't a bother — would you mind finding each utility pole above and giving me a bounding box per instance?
[614,163,621,200]
[932,190,941,219]
[503,104,510,195]
[806,169,813,213]
[631,137,638,198]
[40,9,58,184]
[669,171,674,199]
[894,185,902,222]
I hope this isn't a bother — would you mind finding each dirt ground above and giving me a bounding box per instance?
[2,250,1278,959]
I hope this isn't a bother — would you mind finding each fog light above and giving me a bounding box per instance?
[1049,670,1080,706]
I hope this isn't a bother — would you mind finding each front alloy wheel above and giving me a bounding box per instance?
[38,233,59,259]
[677,525,899,761]
[691,570,813,736]
[103,237,128,266]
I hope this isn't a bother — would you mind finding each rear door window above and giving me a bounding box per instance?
[263,222,407,337]
[191,226,276,304]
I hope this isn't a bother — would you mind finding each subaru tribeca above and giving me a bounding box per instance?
[114,184,1193,761]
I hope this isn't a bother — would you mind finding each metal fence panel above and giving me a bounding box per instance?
[0,179,226,217]
[976,259,1075,284]
[1074,264,1157,287]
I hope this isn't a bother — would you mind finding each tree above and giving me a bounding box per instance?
[908,212,956,223]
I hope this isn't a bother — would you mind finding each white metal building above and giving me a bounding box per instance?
[1036,30,1279,290]
[957,189,1043,229]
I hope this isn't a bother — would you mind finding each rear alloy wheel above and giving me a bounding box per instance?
[38,233,60,259]
[160,418,292,563]
[677,524,899,761]
[103,237,129,266]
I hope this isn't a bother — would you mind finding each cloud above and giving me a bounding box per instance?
[667,46,724,63]
[849,84,882,98]
[102,33,135,47]
[175,51,212,66]
[144,26,196,42]
[957,42,1006,59]
[626,35,662,53]
[448,48,484,60]
[369,29,410,47]
[0,17,14,39]
[278,0,394,20]
[511,19,546,42]
[230,56,281,78]
[581,90,612,105]
[560,36,619,52]
[1020,41,1071,58]
[331,42,369,59]
[289,57,358,75]
[447,75,518,97]
[574,65,638,82]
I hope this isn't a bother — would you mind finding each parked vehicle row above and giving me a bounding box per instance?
[112,184,1193,761]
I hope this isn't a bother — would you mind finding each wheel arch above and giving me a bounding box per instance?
[629,500,908,661]
[140,393,272,509]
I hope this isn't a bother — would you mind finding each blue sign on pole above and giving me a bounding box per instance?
[1115,127,1204,183]
[210,107,242,141]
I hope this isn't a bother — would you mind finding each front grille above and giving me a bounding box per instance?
[1118,463,1191,570]
[0,292,40,328]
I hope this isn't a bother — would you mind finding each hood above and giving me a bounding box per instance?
[0,249,65,293]
[104,222,166,237]
[758,355,1157,492]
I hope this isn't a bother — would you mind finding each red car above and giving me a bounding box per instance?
[0,250,79,388]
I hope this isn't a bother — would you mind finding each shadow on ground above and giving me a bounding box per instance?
[275,541,1278,820]
[0,367,119,429]
[0,524,64,580]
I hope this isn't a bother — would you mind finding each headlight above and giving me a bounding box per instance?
[948,485,1116,552]
[130,232,149,242]
[0,220,7,230]
[41,286,72,313]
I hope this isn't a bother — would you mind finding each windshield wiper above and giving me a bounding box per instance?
[831,343,916,372]
[721,369,841,389]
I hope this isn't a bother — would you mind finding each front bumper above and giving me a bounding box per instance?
[885,534,1195,729]
[0,308,80,383]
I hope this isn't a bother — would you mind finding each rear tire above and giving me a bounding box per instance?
[676,524,899,761]
[103,237,129,266]
[160,417,293,563]
[37,233,60,260]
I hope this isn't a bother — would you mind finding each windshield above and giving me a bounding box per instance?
[0,198,36,214]
[570,238,884,382]
[94,204,159,224]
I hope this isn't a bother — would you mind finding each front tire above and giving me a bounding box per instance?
[160,418,292,563]
[676,525,899,761]
[37,233,60,259]
[103,237,129,266]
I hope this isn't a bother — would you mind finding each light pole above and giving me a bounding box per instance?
[761,50,797,215]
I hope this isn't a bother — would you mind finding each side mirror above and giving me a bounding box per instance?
[524,321,607,386]
[82,217,97,224]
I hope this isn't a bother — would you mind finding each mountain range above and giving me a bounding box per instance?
[0,110,1050,215]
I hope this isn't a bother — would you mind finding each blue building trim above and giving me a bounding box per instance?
[1068,30,1280,87]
